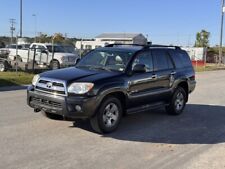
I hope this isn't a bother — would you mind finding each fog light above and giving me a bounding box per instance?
[75,105,82,112]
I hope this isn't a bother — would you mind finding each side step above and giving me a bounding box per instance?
[126,102,166,115]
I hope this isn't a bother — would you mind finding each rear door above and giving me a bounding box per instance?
[151,49,175,100]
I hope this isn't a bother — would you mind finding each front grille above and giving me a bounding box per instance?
[68,56,76,62]
[35,78,67,96]
[31,97,62,108]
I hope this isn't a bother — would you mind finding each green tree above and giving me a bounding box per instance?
[53,33,65,43]
[194,30,210,47]
[37,33,51,43]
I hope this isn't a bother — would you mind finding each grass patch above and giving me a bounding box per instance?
[194,64,225,72]
[0,72,34,87]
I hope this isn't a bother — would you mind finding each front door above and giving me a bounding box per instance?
[127,51,158,107]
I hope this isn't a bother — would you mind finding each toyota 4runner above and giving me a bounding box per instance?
[27,44,196,133]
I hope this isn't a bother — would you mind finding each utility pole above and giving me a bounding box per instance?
[20,0,23,37]
[32,14,37,42]
[10,19,16,44]
[219,0,225,64]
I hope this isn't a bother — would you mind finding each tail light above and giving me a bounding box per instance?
[190,75,195,81]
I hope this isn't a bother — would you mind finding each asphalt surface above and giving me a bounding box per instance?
[1,70,225,169]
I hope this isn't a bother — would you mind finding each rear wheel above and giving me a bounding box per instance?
[90,97,123,133]
[166,87,187,115]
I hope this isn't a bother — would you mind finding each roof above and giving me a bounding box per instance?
[95,33,143,39]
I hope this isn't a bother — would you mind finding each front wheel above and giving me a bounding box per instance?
[90,97,123,133]
[50,60,60,70]
[166,87,187,115]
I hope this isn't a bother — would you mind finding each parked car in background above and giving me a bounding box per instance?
[27,44,196,133]
[6,43,80,69]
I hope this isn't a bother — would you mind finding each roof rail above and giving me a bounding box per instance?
[147,44,181,50]
[105,43,145,47]
[105,43,181,50]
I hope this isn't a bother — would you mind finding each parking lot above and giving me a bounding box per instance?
[0,70,225,169]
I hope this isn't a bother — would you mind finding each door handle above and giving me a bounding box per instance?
[152,74,157,79]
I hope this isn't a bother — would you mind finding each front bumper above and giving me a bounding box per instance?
[27,86,99,120]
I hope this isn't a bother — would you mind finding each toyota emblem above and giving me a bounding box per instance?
[46,82,53,88]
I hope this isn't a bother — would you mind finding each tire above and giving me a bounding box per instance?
[14,55,22,62]
[0,62,6,72]
[90,97,123,133]
[50,60,60,70]
[166,87,187,115]
[42,111,63,120]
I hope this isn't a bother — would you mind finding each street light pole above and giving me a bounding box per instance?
[20,0,23,37]
[32,14,37,42]
[219,0,225,64]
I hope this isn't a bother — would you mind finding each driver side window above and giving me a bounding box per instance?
[132,51,153,72]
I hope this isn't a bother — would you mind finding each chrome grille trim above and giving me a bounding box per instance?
[35,77,67,96]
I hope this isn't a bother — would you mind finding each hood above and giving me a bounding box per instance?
[40,67,122,83]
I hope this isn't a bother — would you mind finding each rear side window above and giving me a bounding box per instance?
[180,50,192,67]
[152,49,174,71]
[169,50,192,68]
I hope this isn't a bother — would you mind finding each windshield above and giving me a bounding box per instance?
[76,50,134,72]
[63,46,76,53]
[46,45,66,53]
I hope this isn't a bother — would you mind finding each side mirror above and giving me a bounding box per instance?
[133,64,146,73]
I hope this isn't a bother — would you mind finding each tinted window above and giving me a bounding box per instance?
[152,49,173,71]
[180,50,192,67]
[169,50,192,68]
[132,51,153,72]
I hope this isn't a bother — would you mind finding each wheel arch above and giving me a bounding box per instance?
[177,81,189,102]
[96,90,127,116]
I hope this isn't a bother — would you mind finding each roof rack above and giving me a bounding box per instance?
[105,43,144,47]
[147,44,181,50]
[105,43,181,50]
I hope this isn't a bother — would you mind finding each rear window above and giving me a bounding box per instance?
[169,50,192,68]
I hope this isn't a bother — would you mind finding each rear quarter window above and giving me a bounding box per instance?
[152,49,174,71]
[169,50,192,68]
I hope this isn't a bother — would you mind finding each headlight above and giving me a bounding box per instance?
[32,74,40,86]
[68,83,94,94]
[61,56,66,61]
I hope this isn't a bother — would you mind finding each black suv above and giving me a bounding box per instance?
[27,44,196,133]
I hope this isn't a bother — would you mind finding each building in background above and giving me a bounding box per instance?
[182,47,207,66]
[75,33,147,50]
